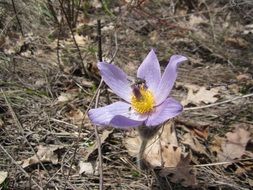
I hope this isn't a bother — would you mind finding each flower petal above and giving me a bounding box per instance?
[98,62,132,102]
[110,115,144,128]
[155,55,187,105]
[88,101,147,128]
[145,98,183,126]
[137,49,161,93]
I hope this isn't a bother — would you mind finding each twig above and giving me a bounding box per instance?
[1,89,51,177]
[73,0,81,29]
[69,22,118,189]
[193,158,253,168]
[0,144,43,190]
[46,0,59,24]
[94,20,104,190]
[11,0,24,36]
[0,7,22,36]
[58,0,89,77]
[133,6,190,31]
[63,19,105,188]
[97,20,103,62]
[62,78,104,189]
[94,84,104,190]
[184,93,253,111]
[56,18,63,72]
[109,32,118,64]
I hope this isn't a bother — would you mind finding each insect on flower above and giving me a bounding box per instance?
[88,49,187,128]
[131,78,147,101]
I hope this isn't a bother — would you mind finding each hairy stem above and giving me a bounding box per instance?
[137,125,161,169]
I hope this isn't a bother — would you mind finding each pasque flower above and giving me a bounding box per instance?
[88,50,187,128]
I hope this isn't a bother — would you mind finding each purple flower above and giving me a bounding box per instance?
[88,50,187,128]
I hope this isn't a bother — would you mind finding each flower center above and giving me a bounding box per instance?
[131,87,155,114]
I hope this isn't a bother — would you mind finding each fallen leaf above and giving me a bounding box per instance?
[182,133,208,155]
[236,73,252,81]
[124,132,141,158]
[72,35,89,46]
[56,93,75,103]
[159,154,196,187]
[193,127,209,139]
[79,161,98,175]
[34,79,47,88]
[176,118,209,139]
[56,89,79,103]
[124,122,181,167]
[210,136,223,155]
[0,171,8,185]
[236,160,253,175]
[228,83,241,94]
[243,24,253,35]
[91,0,102,8]
[65,109,85,125]
[182,84,219,105]
[235,166,246,175]
[101,23,115,32]
[248,178,253,187]
[188,15,207,27]
[124,122,197,187]
[19,145,65,168]
[149,30,159,43]
[218,126,252,161]
[224,36,249,49]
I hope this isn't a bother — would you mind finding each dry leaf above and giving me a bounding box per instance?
[182,84,219,105]
[63,34,90,46]
[243,24,253,35]
[124,122,181,167]
[124,122,197,187]
[91,0,102,8]
[65,109,85,125]
[237,160,253,174]
[56,89,79,103]
[160,155,196,187]
[182,133,208,155]
[193,127,209,139]
[124,132,141,157]
[236,73,252,81]
[248,178,253,187]
[20,145,65,168]
[224,36,249,49]
[0,171,8,185]
[149,31,159,43]
[210,136,223,155]
[79,161,98,175]
[72,35,89,46]
[56,93,75,103]
[188,15,207,27]
[34,79,47,88]
[176,119,209,139]
[101,23,115,32]
[218,127,252,161]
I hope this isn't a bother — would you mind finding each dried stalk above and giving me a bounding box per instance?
[11,0,24,36]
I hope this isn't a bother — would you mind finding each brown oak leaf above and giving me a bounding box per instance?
[218,126,252,161]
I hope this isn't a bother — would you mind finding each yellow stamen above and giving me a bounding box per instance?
[131,88,155,114]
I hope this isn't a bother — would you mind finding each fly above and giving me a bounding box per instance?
[131,77,147,100]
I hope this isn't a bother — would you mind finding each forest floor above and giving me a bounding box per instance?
[0,0,253,189]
